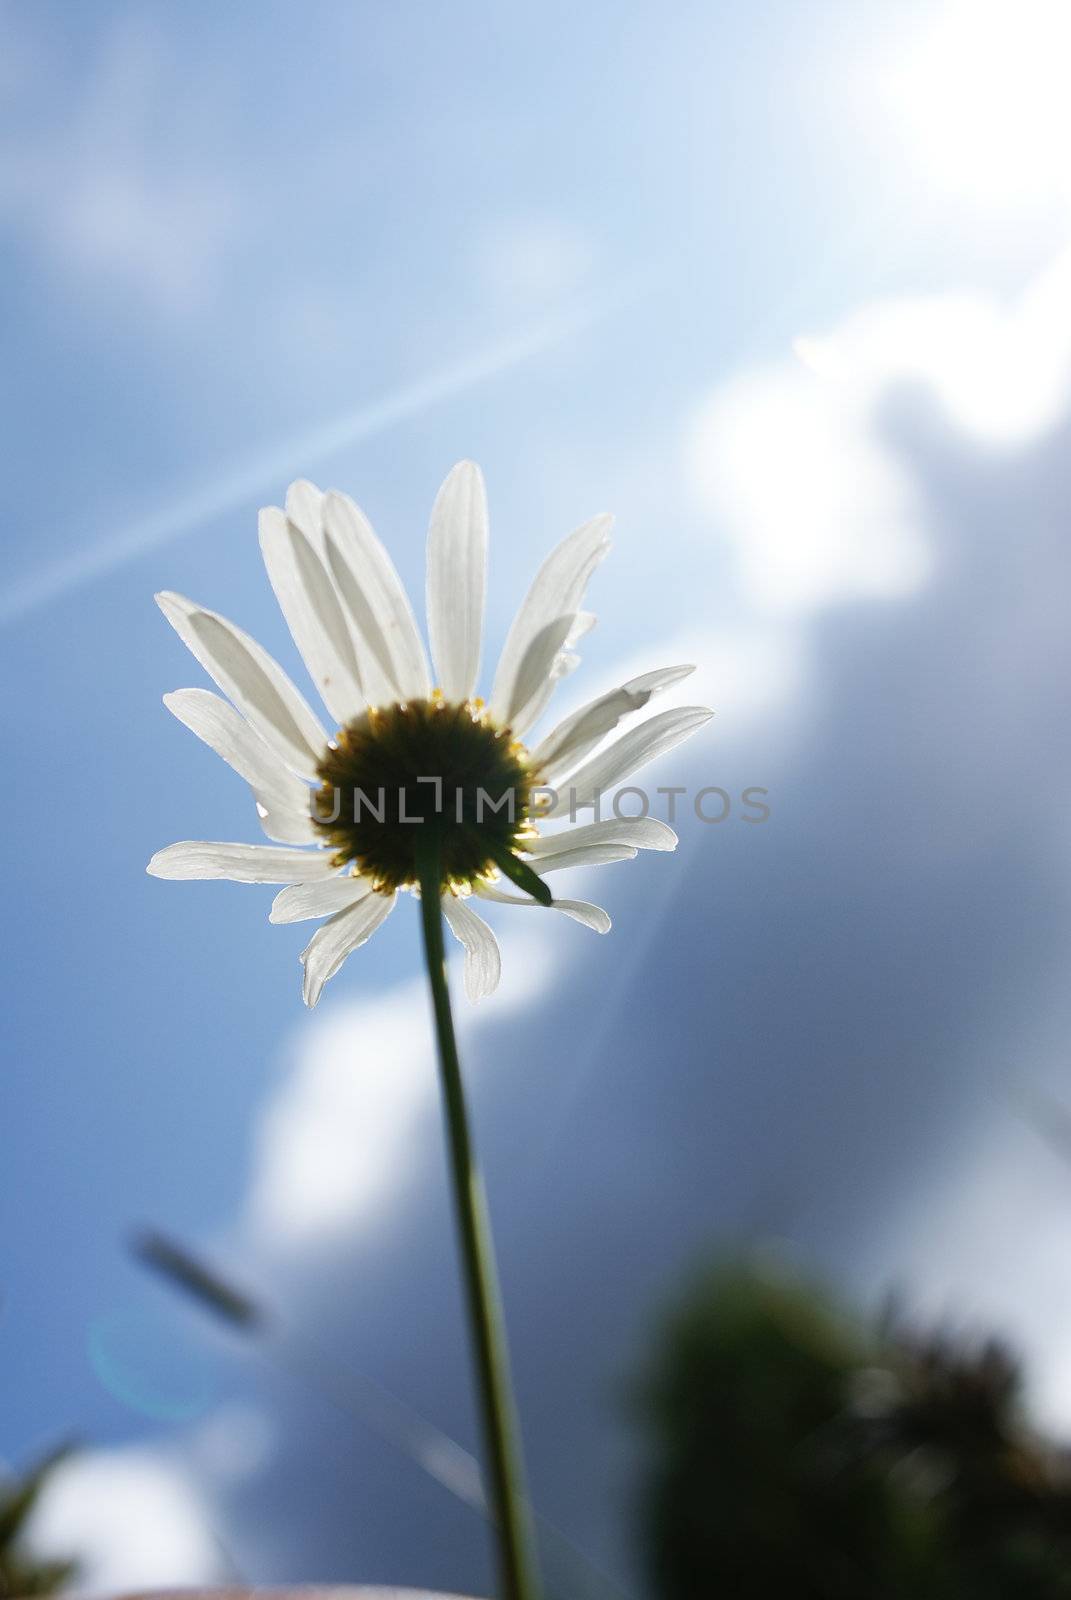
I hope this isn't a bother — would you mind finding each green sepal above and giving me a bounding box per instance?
[490,845,553,907]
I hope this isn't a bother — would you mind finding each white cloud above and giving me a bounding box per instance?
[689,246,1071,618]
[689,359,931,615]
[246,974,434,1247]
[794,248,1071,447]
[24,1446,223,1592]
[245,928,555,1250]
[50,165,236,314]
[0,11,240,314]
[873,1107,1071,1437]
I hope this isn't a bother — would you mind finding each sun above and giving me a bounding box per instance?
[887,0,1071,206]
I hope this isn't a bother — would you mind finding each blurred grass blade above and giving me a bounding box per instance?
[1,1445,80,1596]
[0,1444,75,1545]
[132,1228,266,1331]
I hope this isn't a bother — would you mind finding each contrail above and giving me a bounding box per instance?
[1,279,649,628]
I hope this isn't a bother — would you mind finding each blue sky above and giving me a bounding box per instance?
[5,1,1071,1594]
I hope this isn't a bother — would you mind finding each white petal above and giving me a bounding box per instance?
[270,875,373,924]
[546,706,714,816]
[426,461,487,702]
[526,842,637,873]
[147,842,336,882]
[442,895,502,1001]
[156,592,327,777]
[568,611,598,645]
[475,883,611,933]
[285,479,326,551]
[259,507,365,726]
[164,688,315,844]
[552,898,612,933]
[512,633,590,735]
[301,890,396,1007]
[532,665,696,781]
[490,513,612,733]
[503,615,576,737]
[525,817,677,854]
[250,800,313,847]
[323,490,430,704]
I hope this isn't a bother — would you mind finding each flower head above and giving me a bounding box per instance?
[148,463,712,1005]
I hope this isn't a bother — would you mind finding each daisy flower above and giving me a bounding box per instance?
[146,459,712,1600]
[148,462,712,1007]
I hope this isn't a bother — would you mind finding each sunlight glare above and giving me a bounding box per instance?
[891,0,1071,204]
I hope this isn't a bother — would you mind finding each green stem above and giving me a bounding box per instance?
[415,829,541,1600]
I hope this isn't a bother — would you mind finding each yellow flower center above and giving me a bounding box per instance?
[312,697,536,894]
